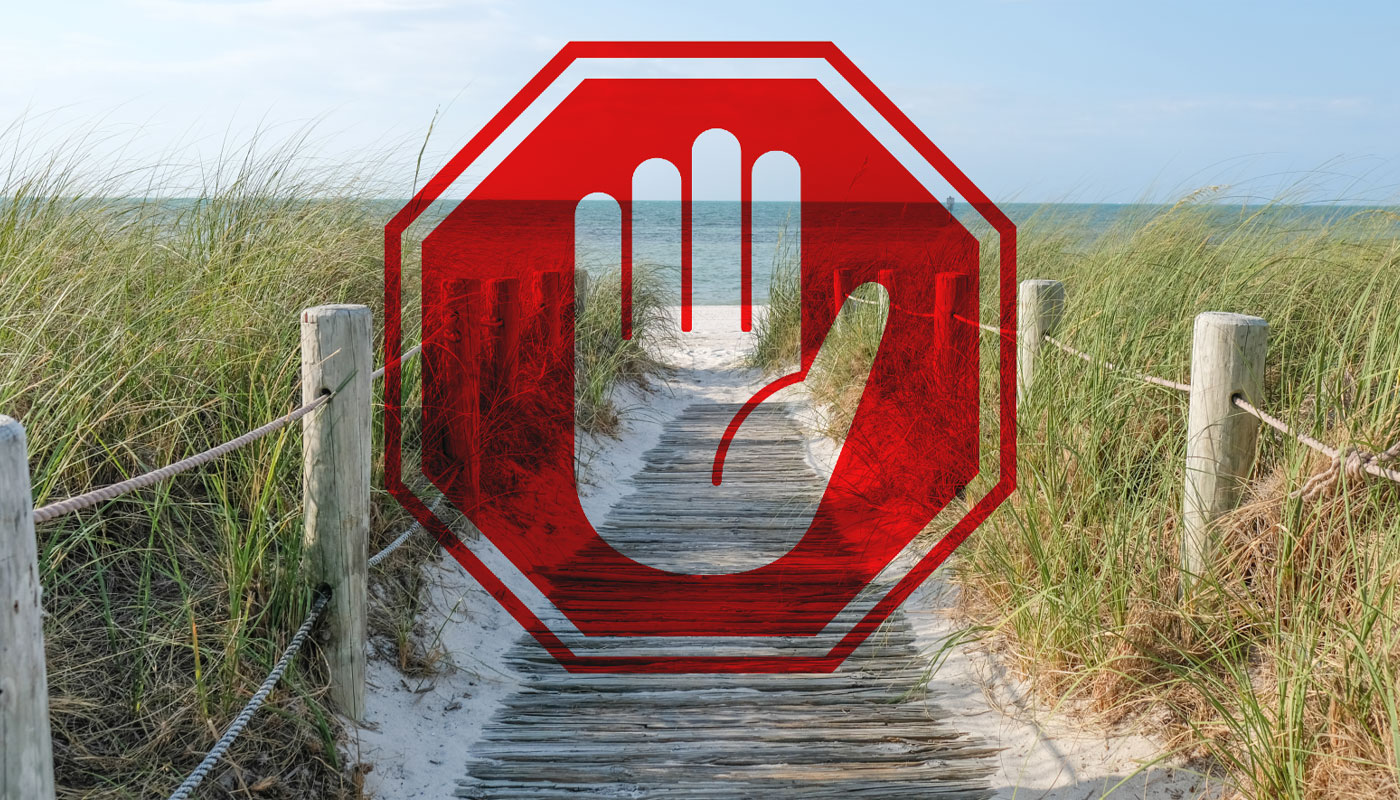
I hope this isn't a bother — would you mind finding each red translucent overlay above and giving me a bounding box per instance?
[385,42,1017,673]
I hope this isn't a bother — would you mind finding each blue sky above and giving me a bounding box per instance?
[3,0,1397,202]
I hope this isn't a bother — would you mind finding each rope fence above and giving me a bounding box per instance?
[1041,332,1192,393]
[1232,396,1400,500]
[1002,278,1400,592]
[371,343,422,381]
[10,278,1400,798]
[32,394,330,524]
[999,280,1400,503]
[166,489,444,800]
[953,313,1006,338]
[368,493,445,568]
[0,320,429,800]
[165,590,331,800]
[1036,330,1400,492]
[34,344,423,525]
[162,333,427,799]
[145,285,1400,797]
[834,276,1396,499]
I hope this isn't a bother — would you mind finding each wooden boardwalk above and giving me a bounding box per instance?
[457,402,995,799]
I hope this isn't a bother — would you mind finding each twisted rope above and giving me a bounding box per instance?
[842,294,987,322]
[1034,330,1399,496]
[33,343,421,524]
[1041,333,1191,392]
[1232,396,1400,500]
[841,294,884,308]
[954,306,1188,391]
[165,590,330,800]
[952,313,1008,337]
[165,492,442,799]
[33,395,330,523]
[371,343,422,381]
[367,493,444,568]
[959,313,1400,499]
[24,336,433,797]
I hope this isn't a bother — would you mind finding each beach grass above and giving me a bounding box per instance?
[574,263,674,436]
[0,126,667,798]
[751,194,1400,800]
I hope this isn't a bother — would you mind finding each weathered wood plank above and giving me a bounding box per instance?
[300,304,372,721]
[0,416,56,800]
[458,401,991,798]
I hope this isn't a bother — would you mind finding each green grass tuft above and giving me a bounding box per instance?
[1,121,670,798]
[574,264,673,436]
[755,194,1400,800]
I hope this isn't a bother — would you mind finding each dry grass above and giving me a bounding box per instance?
[752,192,1400,799]
[573,263,674,436]
[1,120,666,798]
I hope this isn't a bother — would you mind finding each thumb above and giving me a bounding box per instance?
[711,283,888,485]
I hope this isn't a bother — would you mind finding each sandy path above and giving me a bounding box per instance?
[351,305,1222,800]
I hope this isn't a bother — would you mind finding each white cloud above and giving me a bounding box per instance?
[128,0,463,24]
[1116,95,1376,117]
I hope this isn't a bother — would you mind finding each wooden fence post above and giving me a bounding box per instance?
[446,280,482,503]
[1181,311,1268,595]
[934,273,972,507]
[0,415,56,800]
[491,278,522,390]
[833,268,857,322]
[575,270,589,319]
[538,271,565,354]
[1016,279,1066,404]
[933,272,966,379]
[300,304,372,721]
[877,269,897,320]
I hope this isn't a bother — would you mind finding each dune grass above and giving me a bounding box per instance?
[574,264,673,436]
[751,195,1400,799]
[1,126,668,798]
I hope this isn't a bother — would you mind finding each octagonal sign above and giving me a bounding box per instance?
[385,41,1017,673]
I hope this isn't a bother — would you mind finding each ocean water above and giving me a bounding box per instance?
[573,200,801,307]
[566,200,1400,306]
[379,198,1398,306]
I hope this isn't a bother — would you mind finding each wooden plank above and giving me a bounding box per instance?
[458,399,993,798]
[1181,311,1267,594]
[446,279,483,501]
[300,304,372,721]
[0,416,56,800]
[1015,278,1065,403]
[489,278,522,391]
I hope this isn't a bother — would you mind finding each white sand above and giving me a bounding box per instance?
[351,305,1223,799]
[902,569,1225,800]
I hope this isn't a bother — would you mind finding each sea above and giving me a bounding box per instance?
[563,200,1400,306]
[141,196,1388,307]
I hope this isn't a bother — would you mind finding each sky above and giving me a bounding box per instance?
[3,0,1398,203]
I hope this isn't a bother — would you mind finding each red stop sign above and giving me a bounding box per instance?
[385,41,1017,673]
